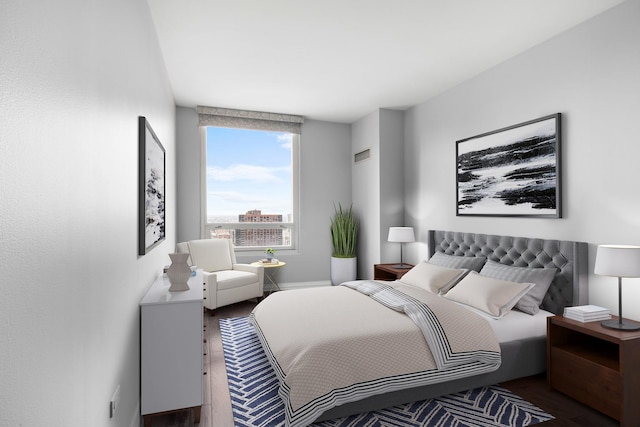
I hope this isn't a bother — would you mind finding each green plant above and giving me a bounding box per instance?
[330,203,358,258]
[265,248,276,255]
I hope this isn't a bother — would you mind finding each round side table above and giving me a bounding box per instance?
[251,261,286,294]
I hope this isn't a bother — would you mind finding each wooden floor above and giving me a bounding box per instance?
[147,299,619,427]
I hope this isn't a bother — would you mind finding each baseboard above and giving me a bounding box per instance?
[265,280,331,292]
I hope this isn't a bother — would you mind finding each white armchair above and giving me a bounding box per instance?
[177,239,264,311]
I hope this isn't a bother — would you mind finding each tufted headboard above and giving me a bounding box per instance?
[428,230,588,315]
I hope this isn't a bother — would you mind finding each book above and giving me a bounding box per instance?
[568,312,611,320]
[565,304,610,314]
[564,310,610,318]
[563,312,611,322]
[564,305,610,322]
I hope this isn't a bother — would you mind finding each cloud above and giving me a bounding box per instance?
[278,133,292,149]
[208,190,268,204]
[208,164,288,182]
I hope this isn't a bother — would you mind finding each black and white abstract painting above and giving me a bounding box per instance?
[138,116,166,255]
[456,114,561,217]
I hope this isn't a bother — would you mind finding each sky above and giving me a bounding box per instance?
[206,127,293,219]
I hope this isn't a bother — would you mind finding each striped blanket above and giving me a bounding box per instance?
[249,280,501,427]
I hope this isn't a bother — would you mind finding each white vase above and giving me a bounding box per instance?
[167,253,191,292]
[331,256,357,285]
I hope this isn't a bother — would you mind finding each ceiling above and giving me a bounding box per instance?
[148,0,625,124]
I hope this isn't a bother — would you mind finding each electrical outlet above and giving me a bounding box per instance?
[110,385,120,419]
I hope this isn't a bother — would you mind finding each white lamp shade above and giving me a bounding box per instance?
[594,245,640,278]
[388,227,415,243]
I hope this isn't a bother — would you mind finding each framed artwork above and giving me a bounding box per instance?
[456,113,561,217]
[138,116,166,255]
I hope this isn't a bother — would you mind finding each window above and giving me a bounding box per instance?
[202,126,300,252]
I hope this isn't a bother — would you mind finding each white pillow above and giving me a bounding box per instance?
[399,261,469,294]
[443,271,535,319]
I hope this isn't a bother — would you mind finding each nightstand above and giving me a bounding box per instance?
[373,263,414,281]
[547,315,640,426]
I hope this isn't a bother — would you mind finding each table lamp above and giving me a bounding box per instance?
[594,244,640,330]
[388,227,415,269]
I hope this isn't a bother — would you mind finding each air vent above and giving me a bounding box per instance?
[354,149,370,163]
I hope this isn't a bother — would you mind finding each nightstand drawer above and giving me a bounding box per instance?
[550,347,620,419]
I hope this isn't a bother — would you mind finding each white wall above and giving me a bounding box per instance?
[379,110,406,265]
[175,110,352,284]
[352,111,381,279]
[404,0,640,320]
[352,109,405,279]
[292,119,352,282]
[0,1,176,426]
[176,107,202,243]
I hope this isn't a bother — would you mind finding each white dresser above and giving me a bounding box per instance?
[140,271,204,426]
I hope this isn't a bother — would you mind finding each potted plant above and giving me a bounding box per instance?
[264,248,276,261]
[330,203,358,285]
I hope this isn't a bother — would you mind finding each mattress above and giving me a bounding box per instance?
[483,307,553,342]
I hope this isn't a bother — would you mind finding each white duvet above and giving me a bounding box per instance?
[250,281,502,427]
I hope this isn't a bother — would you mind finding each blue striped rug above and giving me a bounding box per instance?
[220,316,554,427]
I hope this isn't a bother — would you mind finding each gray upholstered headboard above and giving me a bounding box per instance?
[428,230,588,315]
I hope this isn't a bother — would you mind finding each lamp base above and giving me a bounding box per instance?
[391,263,412,269]
[601,318,640,331]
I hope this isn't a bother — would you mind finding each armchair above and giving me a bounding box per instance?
[177,239,264,311]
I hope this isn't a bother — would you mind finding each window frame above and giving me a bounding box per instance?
[200,127,300,254]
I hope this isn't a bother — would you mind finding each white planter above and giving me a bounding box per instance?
[331,256,357,285]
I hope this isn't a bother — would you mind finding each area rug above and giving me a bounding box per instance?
[220,316,554,427]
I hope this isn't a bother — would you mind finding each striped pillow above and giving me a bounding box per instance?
[428,252,487,272]
[479,260,557,315]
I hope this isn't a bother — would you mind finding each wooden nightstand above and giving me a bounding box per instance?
[373,263,414,281]
[547,315,640,426]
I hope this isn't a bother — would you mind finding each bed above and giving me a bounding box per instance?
[249,229,588,426]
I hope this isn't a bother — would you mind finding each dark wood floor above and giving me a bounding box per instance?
[148,299,619,427]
